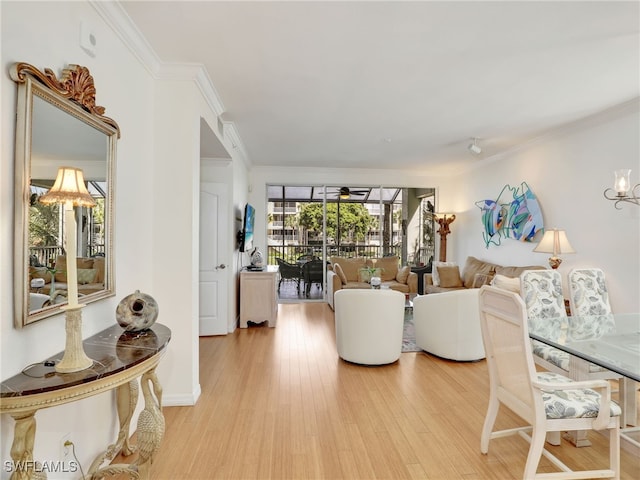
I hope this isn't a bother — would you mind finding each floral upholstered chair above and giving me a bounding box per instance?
[478,286,620,479]
[568,268,636,427]
[522,269,632,431]
[568,268,611,316]
[520,270,570,373]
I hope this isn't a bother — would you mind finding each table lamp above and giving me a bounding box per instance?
[533,228,575,269]
[39,167,96,373]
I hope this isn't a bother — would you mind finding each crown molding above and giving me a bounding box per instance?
[91,0,246,160]
[90,0,162,77]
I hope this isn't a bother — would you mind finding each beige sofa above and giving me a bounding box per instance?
[327,256,417,309]
[29,255,106,296]
[424,256,545,294]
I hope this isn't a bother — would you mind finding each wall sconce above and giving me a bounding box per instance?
[603,169,639,209]
[533,228,575,269]
[39,167,96,373]
[435,213,456,262]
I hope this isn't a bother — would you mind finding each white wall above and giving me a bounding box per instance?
[442,101,640,312]
[250,101,639,314]
[1,1,158,475]
[0,1,245,475]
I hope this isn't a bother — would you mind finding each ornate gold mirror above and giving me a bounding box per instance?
[11,63,119,327]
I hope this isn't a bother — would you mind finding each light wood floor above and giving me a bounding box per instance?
[147,302,639,479]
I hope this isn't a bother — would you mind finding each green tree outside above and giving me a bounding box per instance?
[299,203,375,243]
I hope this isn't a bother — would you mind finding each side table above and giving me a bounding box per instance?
[1,323,171,480]
[239,266,278,328]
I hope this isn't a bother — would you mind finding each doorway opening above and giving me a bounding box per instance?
[266,185,436,302]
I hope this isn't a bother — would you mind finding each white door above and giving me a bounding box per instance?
[199,182,229,335]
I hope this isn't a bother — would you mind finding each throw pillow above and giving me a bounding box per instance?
[53,256,94,282]
[462,256,498,288]
[472,272,495,288]
[437,265,464,288]
[77,268,98,285]
[92,256,105,283]
[333,263,348,285]
[396,265,411,284]
[29,266,49,280]
[491,274,521,293]
[374,256,399,281]
[331,257,366,282]
[431,261,457,286]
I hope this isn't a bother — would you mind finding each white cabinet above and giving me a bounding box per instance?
[239,266,278,328]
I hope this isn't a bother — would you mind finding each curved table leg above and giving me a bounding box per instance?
[88,379,140,478]
[9,410,47,480]
[134,369,165,480]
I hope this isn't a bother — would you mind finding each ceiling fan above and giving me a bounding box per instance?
[327,186,370,199]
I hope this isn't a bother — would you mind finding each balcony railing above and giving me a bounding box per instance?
[29,244,105,267]
[266,244,403,265]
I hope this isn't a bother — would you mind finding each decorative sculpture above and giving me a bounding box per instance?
[134,370,165,478]
[250,247,264,267]
[475,182,543,248]
[116,290,159,331]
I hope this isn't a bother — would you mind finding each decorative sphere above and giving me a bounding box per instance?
[116,290,159,331]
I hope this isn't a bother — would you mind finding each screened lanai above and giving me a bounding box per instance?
[266,185,436,301]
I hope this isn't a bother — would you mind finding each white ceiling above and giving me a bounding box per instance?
[121,1,640,174]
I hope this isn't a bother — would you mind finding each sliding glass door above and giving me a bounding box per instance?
[266,185,435,300]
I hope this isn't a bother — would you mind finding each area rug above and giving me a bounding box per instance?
[402,311,421,353]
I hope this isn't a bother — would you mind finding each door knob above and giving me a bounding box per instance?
[216,264,226,270]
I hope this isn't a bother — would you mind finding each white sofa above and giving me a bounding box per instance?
[334,289,405,365]
[413,289,485,361]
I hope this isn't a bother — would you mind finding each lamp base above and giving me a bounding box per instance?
[548,256,562,270]
[55,305,93,373]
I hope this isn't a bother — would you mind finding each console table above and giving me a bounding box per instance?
[1,323,171,480]
[239,266,278,328]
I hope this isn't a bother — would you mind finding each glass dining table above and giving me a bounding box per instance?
[528,313,639,382]
[528,312,639,451]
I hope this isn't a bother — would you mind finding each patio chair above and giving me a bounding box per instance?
[302,258,324,298]
[478,286,621,480]
[275,258,302,294]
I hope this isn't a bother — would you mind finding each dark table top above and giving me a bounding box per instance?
[1,323,171,398]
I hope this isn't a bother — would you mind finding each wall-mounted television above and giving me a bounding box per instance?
[237,203,255,252]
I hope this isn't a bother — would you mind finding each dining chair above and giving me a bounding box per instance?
[275,258,302,294]
[478,286,621,480]
[301,258,324,298]
[568,268,637,427]
[520,270,571,375]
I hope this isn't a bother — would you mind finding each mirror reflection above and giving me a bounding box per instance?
[29,96,108,306]
[12,63,119,327]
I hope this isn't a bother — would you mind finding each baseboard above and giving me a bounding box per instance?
[162,383,201,406]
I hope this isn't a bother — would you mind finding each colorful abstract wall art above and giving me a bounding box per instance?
[475,182,544,248]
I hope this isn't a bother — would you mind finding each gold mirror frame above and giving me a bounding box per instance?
[11,63,120,327]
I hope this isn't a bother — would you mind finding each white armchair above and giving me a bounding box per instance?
[413,289,485,361]
[334,289,405,365]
